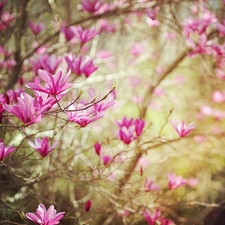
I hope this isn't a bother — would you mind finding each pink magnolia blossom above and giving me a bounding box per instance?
[101,155,112,165]
[85,200,92,212]
[143,209,161,225]
[28,137,59,157]
[4,93,49,126]
[26,69,72,96]
[65,55,97,78]
[81,0,104,14]
[160,217,175,225]
[144,178,161,192]
[130,43,144,57]
[212,90,225,103]
[40,54,62,74]
[98,19,116,33]
[186,177,199,188]
[186,33,213,57]
[61,26,76,41]
[171,120,195,138]
[146,6,160,26]
[167,173,187,190]
[0,11,14,31]
[74,25,99,43]
[26,203,65,225]
[0,141,16,161]
[117,117,145,145]
[29,21,45,35]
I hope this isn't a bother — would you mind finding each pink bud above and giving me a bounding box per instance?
[94,142,101,155]
[101,155,112,165]
[85,200,92,212]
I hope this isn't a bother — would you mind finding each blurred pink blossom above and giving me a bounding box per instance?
[65,55,97,78]
[130,43,144,57]
[168,173,187,190]
[212,90,225,103]
[144,178,161,192]
[74,25,99,43]
[26,203,65,225]
[171,120,195,138]
[194,135,207,143]
[61,26,76,41]
[81,0,104,13]
[67,103,104,127]
[101,155,112,165]
[29,21,45,35]
[146,6,160,27]
[0,141,15,161]
[117,116,145,145]
[28,137,59,157]
[143,209,161,225]
[98,19,116,33]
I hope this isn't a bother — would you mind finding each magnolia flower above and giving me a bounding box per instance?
[29,21,45,35]
[65,55,97,78]
[117,117,145,145]
[67,103,104,127]
[0,141,15,161]
[61,26,76,41]
[26,69,72,96]
[81,0,104,14]
[144,178,161,192]
[143,209,161,225]
[73,25,99,43]
[101,155,112,165]
[4,93,49,126]
[40,54,62,74]
[171,120,195,138]
[26,203,65,225]
[167,173,187,190]
[28,137,59,157]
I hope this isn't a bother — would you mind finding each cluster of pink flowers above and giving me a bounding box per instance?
[182,6,221,57]
[4,92,50,126]
[67,90,115,127]
[116,116,145,145]
[0,45,16,70]
[61,25,99,43]
[94,142,112,165]
[65,55,97,78]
